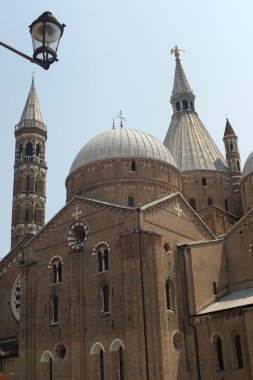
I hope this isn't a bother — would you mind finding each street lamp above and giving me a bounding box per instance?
[0,11,65,70]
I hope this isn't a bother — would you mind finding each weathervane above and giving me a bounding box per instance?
[170,45,185,60]
[117,110,125,128]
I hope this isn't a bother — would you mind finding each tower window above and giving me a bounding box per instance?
[230,142,234,151]
[213,281,217,295]
[19,144,23,157]
[189,198,196,210]
[119,347,125,380]
[102,285,110,313]
[237,161,241,171]
[207,197,213,206]
[130,161,136,172]
[216,337,224,371]
[25,209,29,221]
[36,143,41,157]
[98,247,109,272]
[182,99,188,110]
[190,101,194,111]
[224,199,228,211]
[25,143,33,156]
[34,209,37,223]
[52,259,62,284]
[235,335,243,368]
[165,280,175,311]
[128,196,135,207]
[176,101,181,111]
[26,176,30,191]
[202,177,207,186]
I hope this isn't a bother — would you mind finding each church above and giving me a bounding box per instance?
[1,46,253,379]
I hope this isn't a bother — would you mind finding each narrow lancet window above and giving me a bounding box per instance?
[216,337,224,371]
[98,247,109,272]
[235,335,243,368]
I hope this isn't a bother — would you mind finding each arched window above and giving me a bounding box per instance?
[102,285,109,313]
[36,143,41,157]
[19,144,23,157]
[25,209,29,221]
[52,259,62,283]
[207,197,213,206]
[130,161,136,172]
[165,280,175,311]
[119,346,125,380]
[182,99,188,110]
[230,142,234,151]
[216,337,224,371]
[237,161,241,171]
[176,101,181,111]
[189,198,196,210]
[99,350,105,380]
[235,335,243,368]
[26,143,33,156]
[98,247,109,272]
[40,351,53,380]
[49,358,52,380]
[202,177,207,186]
[52,297,59,323]
[128,196,135,207]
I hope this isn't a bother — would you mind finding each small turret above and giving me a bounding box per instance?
[223,118,241,173]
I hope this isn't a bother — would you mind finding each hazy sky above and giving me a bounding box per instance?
[1,1,253,256]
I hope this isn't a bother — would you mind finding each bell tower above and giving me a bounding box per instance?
[11,77,47,248]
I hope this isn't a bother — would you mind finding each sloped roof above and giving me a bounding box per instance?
[19,77,43,123]
[196,287,253,315]
[172,56,192,96]
[242,150,253,180]
[223,118,236,137]
[164,112,228,171]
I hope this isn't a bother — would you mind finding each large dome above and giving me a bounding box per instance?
[70,128,176,173]
[242,150,253,180]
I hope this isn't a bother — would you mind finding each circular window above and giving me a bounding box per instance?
[67,221,88,251]
[55,344,67,359]
[164,242,172,253]
[11,274,21,321]
[173,332,185,352]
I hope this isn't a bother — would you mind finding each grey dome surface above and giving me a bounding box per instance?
[242,151,253,180]
[70,128,176,173]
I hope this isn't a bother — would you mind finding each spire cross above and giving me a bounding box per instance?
[171,45,185,60]
[72,206,82,220]
[117,110,125,128]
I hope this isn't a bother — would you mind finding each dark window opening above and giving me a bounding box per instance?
[237,161,241,171]
[49,358,52,380]
[235,335,243,368]
[166,282,171,310]
[190,101,195,111]
[25,143,33,156]
[52,297,59,323]
[36,143,41,157]
[189,198,196,210]
[25,209,29,221]
[130,161,136,171]
[53,260,62,283]
[128,196,135,207]
[26,176,30,192]
[35,181,38,192]
[224,199,228,211]
[98,248,109,272]
[19,144,23,157]
[34,209,37,223]
[207,197,213,206]
[103,285,109,313]
[230,143,234,152]
[182,99,188,110]
[213,281,217,295]
[165,281,175,311]
[202,177,207,186]
[119,347,125,380]
[216,337,224,371]
[176,101,181,111]
[99,350,105,380]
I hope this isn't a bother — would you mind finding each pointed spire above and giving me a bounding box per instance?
[171,46,192,96]
[224,118,236,137]
[20,75,43,123]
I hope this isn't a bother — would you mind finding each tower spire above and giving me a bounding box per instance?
[11,78,47,248]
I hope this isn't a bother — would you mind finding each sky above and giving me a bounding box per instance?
[1,1,253,256]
